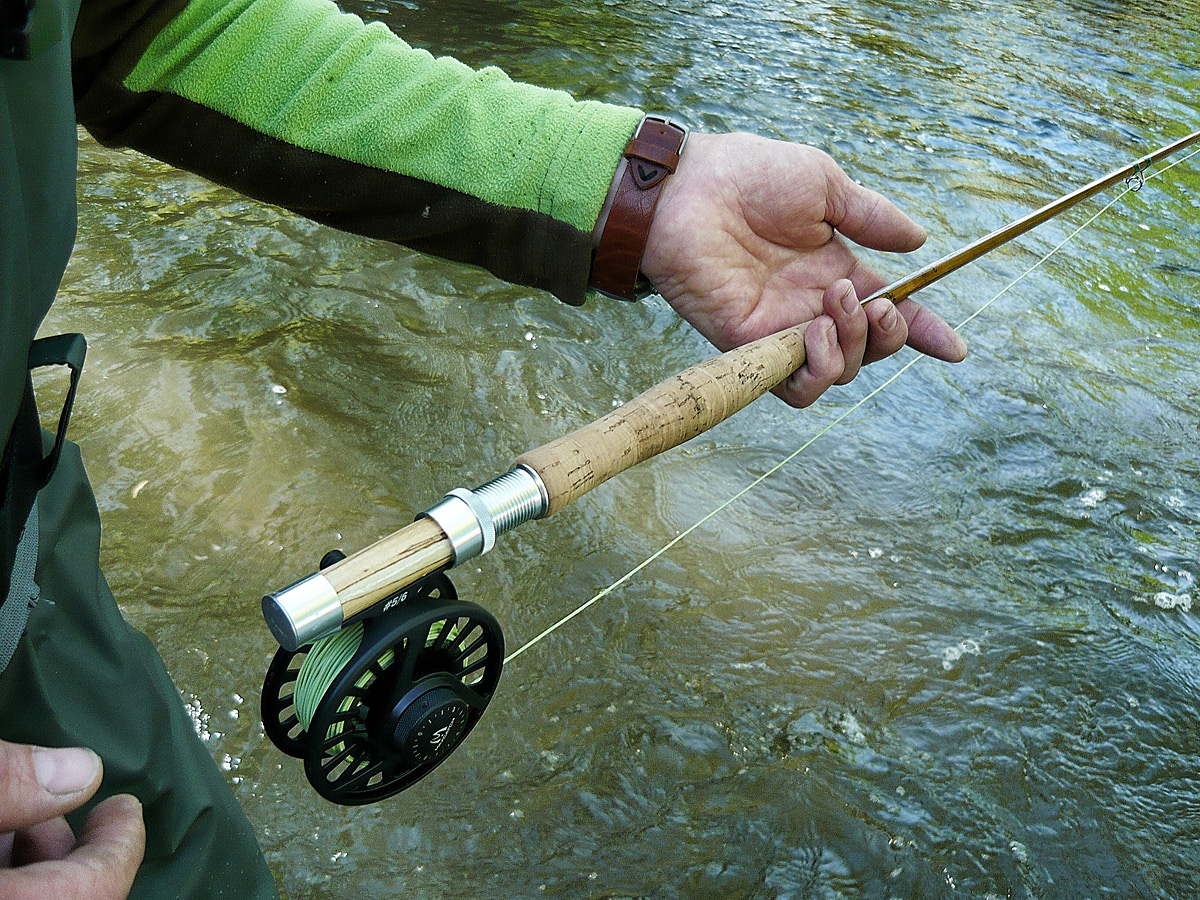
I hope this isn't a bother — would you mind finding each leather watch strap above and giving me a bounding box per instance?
[590,115,689,300]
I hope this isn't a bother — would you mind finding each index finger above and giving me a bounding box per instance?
[0,794,145,900]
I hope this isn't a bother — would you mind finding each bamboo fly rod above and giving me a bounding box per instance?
[263,128,1200,651]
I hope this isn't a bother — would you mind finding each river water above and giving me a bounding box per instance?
[48,0,1199,897]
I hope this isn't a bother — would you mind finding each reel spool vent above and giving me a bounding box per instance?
[262,568,503,804]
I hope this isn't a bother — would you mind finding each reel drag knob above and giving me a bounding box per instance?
[389,681,471,766]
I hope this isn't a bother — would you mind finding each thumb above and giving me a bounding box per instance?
[0,740,103,832]
[824,158,927,253]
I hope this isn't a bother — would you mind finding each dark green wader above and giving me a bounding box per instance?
[1,3,281,897]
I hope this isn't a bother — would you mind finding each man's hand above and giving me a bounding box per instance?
[642,132,967,408]
[0,740,145,900]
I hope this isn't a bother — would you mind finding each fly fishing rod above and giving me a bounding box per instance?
[260,128,1200,804]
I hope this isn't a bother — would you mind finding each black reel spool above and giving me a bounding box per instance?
[262,567,504,805]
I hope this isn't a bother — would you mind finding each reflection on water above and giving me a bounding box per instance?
[48,0,1200,897]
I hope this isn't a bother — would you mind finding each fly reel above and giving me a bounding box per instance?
[261,564,503,804]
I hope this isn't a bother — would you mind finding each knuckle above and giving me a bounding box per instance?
[783,373,819,409]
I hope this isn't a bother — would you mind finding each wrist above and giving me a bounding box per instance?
[589,115,689,301]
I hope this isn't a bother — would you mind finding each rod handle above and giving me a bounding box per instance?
[516,324,807,516]
[263,325,807,648]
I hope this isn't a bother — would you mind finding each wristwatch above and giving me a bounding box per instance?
[590,114,690,301]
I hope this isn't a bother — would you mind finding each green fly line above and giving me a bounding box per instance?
[293,619,459,739]
[503,143,1200,665]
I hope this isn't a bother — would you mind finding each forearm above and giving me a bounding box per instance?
[72,0,643,303]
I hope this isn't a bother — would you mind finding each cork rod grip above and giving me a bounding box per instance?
[516,325,808,516]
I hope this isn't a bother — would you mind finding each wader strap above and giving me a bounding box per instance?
[26,332,86,490]
[0,333,86,676]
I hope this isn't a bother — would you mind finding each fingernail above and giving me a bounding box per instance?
[109,793,143,814]
[881,301,899,331]
[840,285,858,316]
[34,747,101,796]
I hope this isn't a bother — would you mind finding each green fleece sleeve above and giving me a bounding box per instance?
[124,0,641,234]
[72,0,644,303]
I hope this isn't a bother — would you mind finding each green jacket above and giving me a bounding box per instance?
[1,1,640,895]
